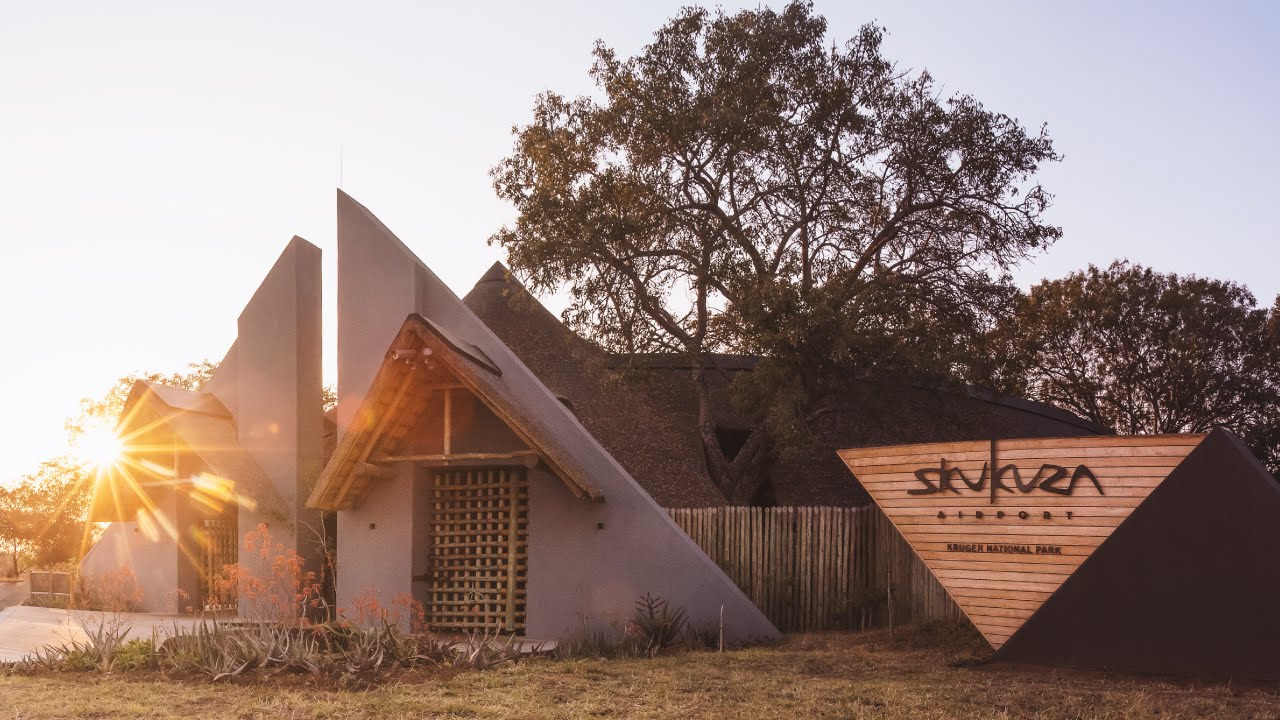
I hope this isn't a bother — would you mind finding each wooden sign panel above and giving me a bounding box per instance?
[839,434,1205,649]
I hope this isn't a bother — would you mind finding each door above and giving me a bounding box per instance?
[199,518,238,611]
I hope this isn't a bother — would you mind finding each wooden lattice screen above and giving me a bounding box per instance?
[426,468,529,634]
[200,519,238,611]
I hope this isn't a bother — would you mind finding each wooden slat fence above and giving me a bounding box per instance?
[28,571,74,606]
[667,505,965,632]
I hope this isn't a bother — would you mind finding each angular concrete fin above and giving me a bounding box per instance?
[336,191,504,430]
[234,235,323,553]
[334,192,779,641]
[995,429,1280,678]
[337,189,428,432]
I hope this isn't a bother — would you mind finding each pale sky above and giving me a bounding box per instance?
[1,1,1277,485]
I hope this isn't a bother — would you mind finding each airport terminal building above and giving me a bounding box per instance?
[82,190,1127,644]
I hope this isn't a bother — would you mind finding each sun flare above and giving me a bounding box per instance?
[76,423,124,469]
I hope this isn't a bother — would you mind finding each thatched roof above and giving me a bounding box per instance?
[463,264,726,507]
[90,381,284,522]
[464,264,1108,508]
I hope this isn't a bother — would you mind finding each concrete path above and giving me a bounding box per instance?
[0,606,556,662]
[0,606,204,662]
[0,580,29,610]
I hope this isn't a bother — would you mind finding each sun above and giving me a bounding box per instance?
[76,423,124,469]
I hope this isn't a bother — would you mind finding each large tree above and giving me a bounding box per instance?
[993,262,1280,473]
[491,2,1060,503]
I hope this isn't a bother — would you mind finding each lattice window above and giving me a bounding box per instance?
[426,468,529,634]
[199,519,238,611]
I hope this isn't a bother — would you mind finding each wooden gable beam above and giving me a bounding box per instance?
[327,364,417,508]
[309,318,604,511]
[369,450,541,469]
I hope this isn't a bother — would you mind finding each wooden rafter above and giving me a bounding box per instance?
[370,451,541,468]
[307,317,604,512]
[329,365,417,506]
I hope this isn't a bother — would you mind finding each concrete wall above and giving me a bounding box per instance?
[235,236,324,566]
[333,190,777,641]
[524,465,770,639]
[331,464,435,617]
[334,191,424,616]
[197,237,325,610]
[333,464,414,613]
[409,465,434,611]
[79,496,182,614]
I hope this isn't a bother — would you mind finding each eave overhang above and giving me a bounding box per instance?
[308,315,604,511]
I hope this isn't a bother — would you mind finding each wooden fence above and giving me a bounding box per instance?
[28,570,74,606]
[666,505,964,632]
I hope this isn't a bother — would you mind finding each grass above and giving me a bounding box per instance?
[1,623,1278,719]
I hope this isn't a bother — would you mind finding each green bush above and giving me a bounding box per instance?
[627,594,687,657]
[113,639,156,671]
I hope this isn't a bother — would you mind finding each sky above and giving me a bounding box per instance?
[1,0,1277,485]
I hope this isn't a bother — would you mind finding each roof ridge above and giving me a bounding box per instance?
[130,380,232,418]
[477,261,510,284]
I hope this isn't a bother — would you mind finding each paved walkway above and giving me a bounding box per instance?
[0,606,555,662]
[0,580,29,610]
[0,606,204,662]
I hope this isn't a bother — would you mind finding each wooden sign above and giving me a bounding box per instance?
[839,434,1206,649]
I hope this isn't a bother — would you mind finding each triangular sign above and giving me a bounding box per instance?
[839,434,1205,649]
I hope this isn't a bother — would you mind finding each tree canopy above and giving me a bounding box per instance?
[491,1,1060,502]
[992,262,1280,473]
[0,460,92,577]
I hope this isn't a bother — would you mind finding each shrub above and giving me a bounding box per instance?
[113,638,156,671]
[337,589,430,636]
[158,620,290,681]
[557,595,695,659]
[39,617,133,672]
[272,627,326,675]
[13,590,716,679]
[75,566,143,612]
[627,593,687,657]
[213,523,322,626]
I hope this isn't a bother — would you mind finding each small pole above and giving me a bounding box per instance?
[886,565,894,643]
[719,604,725,653]
[443,389,453,456]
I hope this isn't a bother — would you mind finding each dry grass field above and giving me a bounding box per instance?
[1,624,1278,719]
